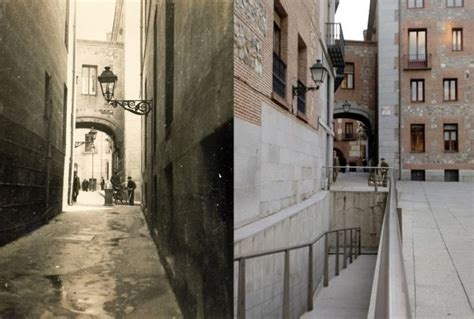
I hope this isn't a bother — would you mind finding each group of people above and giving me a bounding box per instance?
[72,171,136,205]
[332,152,389,186]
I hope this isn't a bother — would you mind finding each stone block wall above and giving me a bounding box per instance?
[141,0,233,317]
[0,0,69,245]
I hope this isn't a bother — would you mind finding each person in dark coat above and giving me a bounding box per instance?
[127,176,137,206]
[82,179,89,191]
[380,158,389,186]
[110,171,121,201]
[72,172,80,202]
[100,177,105,191]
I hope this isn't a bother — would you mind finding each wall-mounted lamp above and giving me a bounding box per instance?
[292,59,329,97]
[342,101,351,112]
[98,66,153,116]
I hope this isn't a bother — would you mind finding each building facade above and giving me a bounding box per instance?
[234,0,343,317]
[140,0,233,317]
[0,0,71,245]
[334,40,378,167]
[74,39,125,188]
[368,0,474,181]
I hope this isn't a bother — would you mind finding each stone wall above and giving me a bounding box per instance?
[234,191,331,318]
[0,0,69,245]
[141,0,233,317]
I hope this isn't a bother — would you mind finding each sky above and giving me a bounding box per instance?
[76,0,117,41]
[335,0,371,41]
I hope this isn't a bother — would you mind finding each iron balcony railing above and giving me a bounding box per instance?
[297,80,306,114]
[326,23,345,67]
[235,226,361,319]
[273,52,287,98]
[403,54,432,70]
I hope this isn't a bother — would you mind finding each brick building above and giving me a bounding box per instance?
[234,0,343,317]
[140,0,233,317]
[368,0,474,181]
[334,40,378,167]
[0,0,71,245]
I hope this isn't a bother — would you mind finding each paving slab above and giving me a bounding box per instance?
[301,255,377,319]
[0,191,182,318]
[399,181,474,318]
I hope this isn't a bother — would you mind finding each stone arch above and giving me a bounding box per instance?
[333,100,377,164]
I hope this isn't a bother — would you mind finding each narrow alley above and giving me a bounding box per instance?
[0,192,182,318]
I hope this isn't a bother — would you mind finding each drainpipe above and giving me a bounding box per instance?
[67,0,77,205]
[397,0,402,179]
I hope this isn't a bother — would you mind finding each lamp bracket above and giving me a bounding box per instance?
[292,85,319,98]
[109,99,153,116]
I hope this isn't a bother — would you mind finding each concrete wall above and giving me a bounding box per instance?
[377,0,400,170]
[234,191,331,318]
[0,0,69,245]
[141,0,233,317]
[330,191,387,249]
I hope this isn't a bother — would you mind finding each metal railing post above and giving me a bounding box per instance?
[324,233,329,287]
[358,228,362,255]
[237,259,246,319]
[283,250,290,319]
[349,229,353,264]
[335,231,340,276]
[307,245,313,311]
[397,207,403,241]
[343,229,347,269]
[355,229,359,260]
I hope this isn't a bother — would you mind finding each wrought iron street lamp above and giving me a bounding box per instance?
[98,66,152,116]
[292,59,329,97]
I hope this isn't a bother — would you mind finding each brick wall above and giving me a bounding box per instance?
[399,0,474,180]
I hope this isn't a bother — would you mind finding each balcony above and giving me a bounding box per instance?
[326,23,345,68]
[273,52,287,98]
[334,66,345,92]
[403,54,432,70]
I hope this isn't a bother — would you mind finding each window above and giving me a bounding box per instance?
[345,122,354,139]
[443,79,457,101]
[410,124,425,152]
[452,28,463,51]
[411,170,426,181]
[297,35,307,114]
[408,29,426,62]
[273,7,287,98]
[341,63,354,89]
[445,170,459,182]
[62,84,68,150]
[408,0,423,8]
[81,65,97,95]
[447,0,463,7]
[411,79,424,102]
[444,124,458,152]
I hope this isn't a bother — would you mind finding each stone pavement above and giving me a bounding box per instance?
[0,191,182,318]
[301,255,377,319]
[399,181,474,318]
[331,172,388,192]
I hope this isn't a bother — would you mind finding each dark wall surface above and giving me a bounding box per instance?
[0,0,69,245]
[141,0,233,317]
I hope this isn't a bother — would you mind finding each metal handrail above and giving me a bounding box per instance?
[235,226,361,319]
[321,165,393,192]
[367,169,411,318]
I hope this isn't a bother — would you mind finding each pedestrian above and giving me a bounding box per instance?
[333,151,340,182]
[127,176,137,206]
[380,158,389,187]
[100,177,105,191]
[72,172,80,202]
[110,171,121,201]
[82,179,88,192]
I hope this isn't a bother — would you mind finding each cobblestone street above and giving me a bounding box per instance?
[0,192,182,318]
